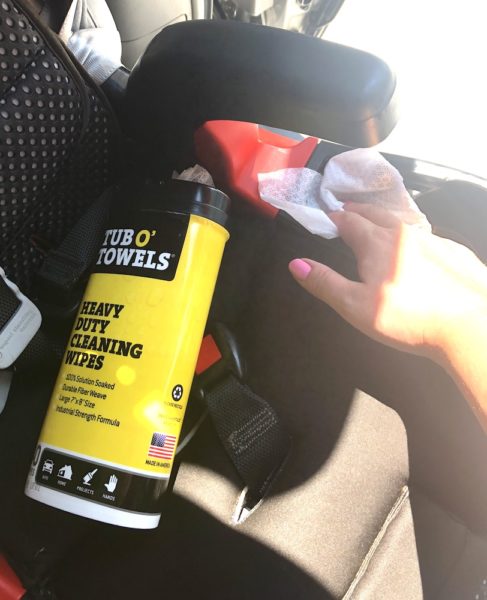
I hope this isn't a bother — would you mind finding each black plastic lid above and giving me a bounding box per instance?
[114,179,230,228]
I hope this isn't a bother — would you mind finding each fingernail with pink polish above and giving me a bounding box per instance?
[289,259,311,281]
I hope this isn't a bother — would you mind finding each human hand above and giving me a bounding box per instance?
[288,204,487,361]
[104,474,118,493]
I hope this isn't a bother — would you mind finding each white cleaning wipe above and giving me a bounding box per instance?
[258,148,431,239]
[257,168,340,237]
[173,164,215,187]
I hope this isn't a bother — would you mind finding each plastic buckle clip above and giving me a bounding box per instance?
[0,268,42,369]
[193,323,246,401]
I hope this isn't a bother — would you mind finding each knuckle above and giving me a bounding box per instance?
[339,289,356,317]
[358,255,375,275]
[340,210,358,225]
[308,267,334,299]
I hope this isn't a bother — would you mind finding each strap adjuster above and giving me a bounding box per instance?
[35,251,86,321]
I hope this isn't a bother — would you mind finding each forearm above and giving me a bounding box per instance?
[436,308,487,432]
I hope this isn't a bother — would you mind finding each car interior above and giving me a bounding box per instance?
[0,1,486,598]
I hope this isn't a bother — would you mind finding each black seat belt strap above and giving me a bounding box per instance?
[36,191,111,317]
[206,374,290,504]
[194,324,291,520]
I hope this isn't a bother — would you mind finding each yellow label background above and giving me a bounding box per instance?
[39,215,228,476]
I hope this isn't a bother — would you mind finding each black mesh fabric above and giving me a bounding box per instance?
[0,0,118,293]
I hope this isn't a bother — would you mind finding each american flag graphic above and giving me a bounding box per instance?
[148,432,177,460]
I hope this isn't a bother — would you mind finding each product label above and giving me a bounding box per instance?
[41,277,191,478]
[33,213,228,511]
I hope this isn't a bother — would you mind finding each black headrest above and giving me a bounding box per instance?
[125,20,398,165]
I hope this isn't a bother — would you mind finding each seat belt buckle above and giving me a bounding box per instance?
[0,269,41,369]
[178,324,245,455]
[193,323,246,401]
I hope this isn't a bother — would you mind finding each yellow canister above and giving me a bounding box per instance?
[25,179,230,528]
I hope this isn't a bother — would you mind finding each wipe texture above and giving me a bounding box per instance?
[173,164,215,187]
[258,148,431,238]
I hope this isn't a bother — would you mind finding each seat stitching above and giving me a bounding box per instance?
[0,45,44,103]
[343,485,410,600]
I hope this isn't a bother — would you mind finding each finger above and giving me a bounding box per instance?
[328,210,377,257]
[343,202,401,228]
[289,258,361,316]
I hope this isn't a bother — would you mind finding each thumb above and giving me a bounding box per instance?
[288,258,360,315]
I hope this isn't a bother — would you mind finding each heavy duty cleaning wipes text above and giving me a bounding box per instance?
[64,301,143,371]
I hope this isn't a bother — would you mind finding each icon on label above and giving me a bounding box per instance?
[58,464,73,480]
[82,469,98,486]
[172,384,183,401]
[42,459,54,475]
[104,474,118,493]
